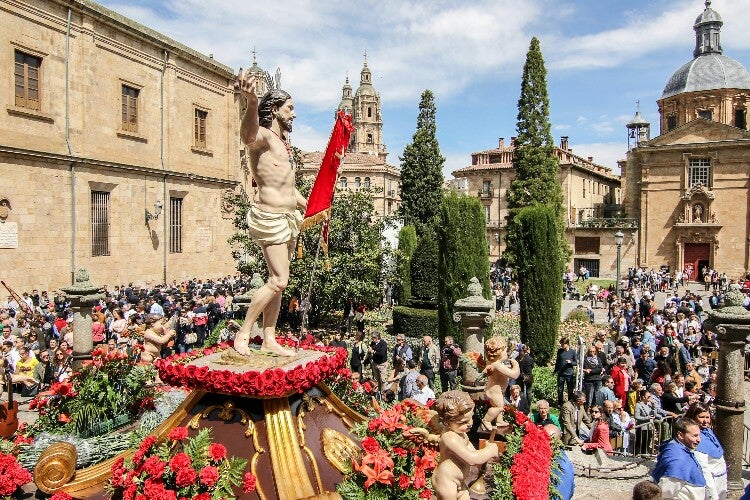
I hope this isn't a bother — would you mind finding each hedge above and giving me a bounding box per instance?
[392,306,439,340]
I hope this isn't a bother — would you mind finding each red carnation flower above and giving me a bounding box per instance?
[361,436,380,454]
[168,426,189,442]
[208,443,227,461]
[198,466,220,488]
[398,474,410,489]
[174,467,197,488]
[193,494,211,500]
[142,455,166,477]
[242,471,257,493]
[168,452,192,471]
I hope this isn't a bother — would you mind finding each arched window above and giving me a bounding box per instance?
[367,133,373,143]
[354,177,361,188]
[364,177,371,188]
[340,177,347,189]
[368,107,372,118]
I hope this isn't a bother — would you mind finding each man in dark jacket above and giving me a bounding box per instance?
[554,337,578,406]
[370,331,388,397]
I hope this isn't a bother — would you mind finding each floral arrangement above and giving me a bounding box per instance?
[155,340,347,398]
[28,348,156,436]
[461,351,486,371]
[0,453,31,499]
[491,406,558,500]
[325,368,378,417]
[337,399,438,500]
[108,427,256,500]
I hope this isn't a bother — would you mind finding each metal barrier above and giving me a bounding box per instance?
[744,423,750,467]
[620,417,675,457]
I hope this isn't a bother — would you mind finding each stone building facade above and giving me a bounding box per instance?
[452,137,632,278]
[301,59,400,218]
[624,0,750,278]
[0,0,244,291]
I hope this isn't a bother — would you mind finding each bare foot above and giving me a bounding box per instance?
[233,331,253,356]
[480,419,494,432]
[260,337,295,357]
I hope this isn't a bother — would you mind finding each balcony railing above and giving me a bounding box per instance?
[486,220,502,229]
[571,217,639,229]
[478,189,494,199]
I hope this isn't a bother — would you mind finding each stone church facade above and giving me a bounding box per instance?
[624,0,750,278]
[0,0,245,291]
[300,60,401,218]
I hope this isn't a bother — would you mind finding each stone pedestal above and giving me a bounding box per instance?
[453,277,494,393]
[60,269,104,371]
[703,284,749,493]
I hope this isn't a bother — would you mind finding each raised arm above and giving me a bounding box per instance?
[238,69,262,147]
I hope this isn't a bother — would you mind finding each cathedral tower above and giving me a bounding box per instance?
[338,57,386,160]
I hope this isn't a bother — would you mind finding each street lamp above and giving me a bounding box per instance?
[615,231,624,298]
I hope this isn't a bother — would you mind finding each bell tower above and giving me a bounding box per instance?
[351,54,386,159]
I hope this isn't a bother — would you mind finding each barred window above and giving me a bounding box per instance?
[194,109,207,148]
[91,191,110,257]
[667,115,677,131]
[170,197,183,253]
[121,85,139,132]
[14,51,41,110]
[364,177,371,188]
[698,109,712,121]
[688,158,711,188]
[355,177,361,188]
[339,177,347,189]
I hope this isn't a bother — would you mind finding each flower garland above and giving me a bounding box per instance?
[0,453,32,499]
[109,426,256,499]
[337,400,438,500]
[155,340,347,398]
[491,406,555,500]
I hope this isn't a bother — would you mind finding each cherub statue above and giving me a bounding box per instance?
[432,391,499,500]
[481,336,520,431]
[141,314,175,364]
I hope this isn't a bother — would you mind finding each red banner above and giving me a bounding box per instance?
[301,110,353,230]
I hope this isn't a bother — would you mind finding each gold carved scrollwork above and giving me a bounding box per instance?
[297,394,325,493]
[321,428,360,474]
[34,442,78,494]
[187,400,257,445]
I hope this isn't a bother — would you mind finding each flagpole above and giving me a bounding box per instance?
[300,223,325,334]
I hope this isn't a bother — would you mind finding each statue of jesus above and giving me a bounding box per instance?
[233,68,307,357]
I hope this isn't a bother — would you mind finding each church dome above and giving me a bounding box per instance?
[695,4,721,25]
[662,54,750,99]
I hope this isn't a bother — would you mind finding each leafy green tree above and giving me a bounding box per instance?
[409,226,439,304]
[398,90,445,234]
[437,192,491,346]
[514,204,563,365]
[396,225,418,304]
[505,37,567,266]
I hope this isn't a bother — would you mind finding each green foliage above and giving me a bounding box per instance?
[489,312,521,342]
[530,366,557,404]
[410,227,439,302]
[30,351,157,437]
[398,90,445,234]
[437,192,491,347]
[392,306,438,340]
[396,225,418,304]
[514,205,564,365]
[505,37,568,267]
[565,307,590,323]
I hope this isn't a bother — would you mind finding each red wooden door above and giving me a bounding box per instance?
[683,243,710,279]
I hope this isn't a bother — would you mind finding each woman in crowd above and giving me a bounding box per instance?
[507,383,530,415]
[109,308,128,343]
[582,345,604,408]
[661,381,693,415]
[52,348,72,382]
[634,389,656,455]
[685,403,727,500]
[650,359,672,386]
[91,312,106,346]
[349,331,369,382]
[581,405,613,454]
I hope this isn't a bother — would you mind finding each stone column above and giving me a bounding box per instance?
[702,284,749,493]
[453,277,494,395]
[60,269,104,371]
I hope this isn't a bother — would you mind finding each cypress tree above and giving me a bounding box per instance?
[410,226,439,305]
[514,204,563,365]
[505,37,566,266]
[437,192,491,346]
[396,225,418,305]
[399,90,445,234]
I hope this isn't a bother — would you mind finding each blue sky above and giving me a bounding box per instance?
[99,0,750,178]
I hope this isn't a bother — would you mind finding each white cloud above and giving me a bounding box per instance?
[443,151,471,180]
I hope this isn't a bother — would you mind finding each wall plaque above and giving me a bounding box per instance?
[195,224,213,252]
[0,222,18,249]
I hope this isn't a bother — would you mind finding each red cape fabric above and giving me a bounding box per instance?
[302,111,353,225]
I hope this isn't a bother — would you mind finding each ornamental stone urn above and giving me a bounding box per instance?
[60,268,104,370]
[453,277,494,393]
[702,283,749,493]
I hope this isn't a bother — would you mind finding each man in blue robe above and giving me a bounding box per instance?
[652,417,706,499]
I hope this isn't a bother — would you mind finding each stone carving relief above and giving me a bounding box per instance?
[0,198,10,222]
[693,203,704,223]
